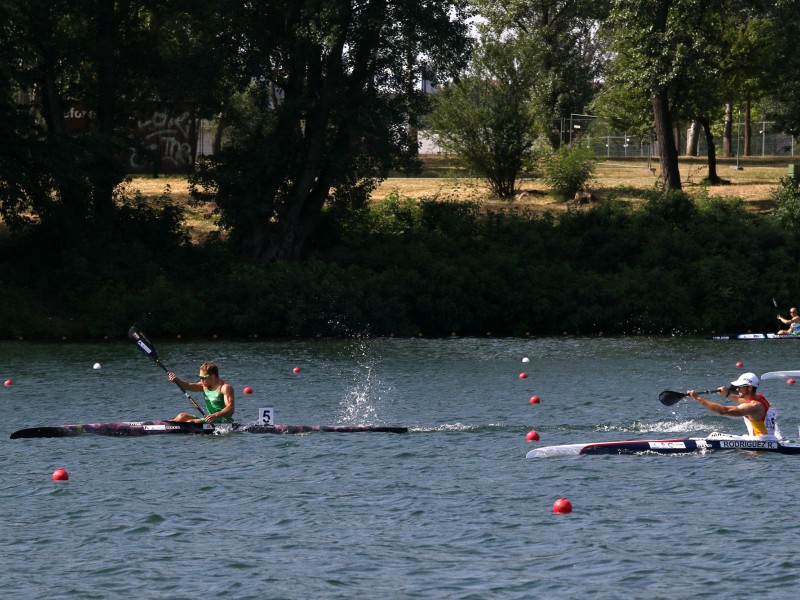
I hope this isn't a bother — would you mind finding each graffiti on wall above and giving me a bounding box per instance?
[63,103,197,174]
[126,104,197,174]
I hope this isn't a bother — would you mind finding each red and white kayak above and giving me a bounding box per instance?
[526,433,800,457]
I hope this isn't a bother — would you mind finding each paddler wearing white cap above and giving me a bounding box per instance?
[687,372,780,439]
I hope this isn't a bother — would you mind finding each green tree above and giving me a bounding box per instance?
[761,1,800,136]
[600,0,733,191]
[191,0,472,263]
[470,0,607,149]
[424,38,538,198]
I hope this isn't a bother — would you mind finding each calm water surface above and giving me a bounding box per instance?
[3,336,800,599]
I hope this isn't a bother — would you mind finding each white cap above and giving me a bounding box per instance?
[731,372,759,387]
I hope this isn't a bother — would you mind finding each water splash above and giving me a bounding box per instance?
[336,333,389,425]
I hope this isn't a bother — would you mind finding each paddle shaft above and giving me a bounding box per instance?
[128,326,207,417]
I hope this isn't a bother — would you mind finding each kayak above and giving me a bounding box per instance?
[10,421,408,439]
[710,333,800,340]
[526,433,800,457]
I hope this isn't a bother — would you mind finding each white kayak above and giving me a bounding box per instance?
[711,333,800,340]
[526,433,800,457]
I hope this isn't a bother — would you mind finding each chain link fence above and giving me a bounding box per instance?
[562,114,799,159]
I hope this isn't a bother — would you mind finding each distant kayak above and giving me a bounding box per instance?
[710,333,800,340]
[10,420,409,439]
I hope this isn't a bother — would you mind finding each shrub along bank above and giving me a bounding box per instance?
[1,186,799,340]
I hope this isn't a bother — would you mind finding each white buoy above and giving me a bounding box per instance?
[93,363,101,370]
[522,357,530,363]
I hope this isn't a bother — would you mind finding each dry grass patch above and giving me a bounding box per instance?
[126,175,217,241]
[126,156,795,234]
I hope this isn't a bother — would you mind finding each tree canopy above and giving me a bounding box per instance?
[4,0,800,253]
[189,0,473,262]
[425,38,538,198]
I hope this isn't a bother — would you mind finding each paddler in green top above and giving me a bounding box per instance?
[167,362,235,424]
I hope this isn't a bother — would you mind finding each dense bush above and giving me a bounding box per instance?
[543,145,597,200]
[2,188,800,339]
[770,176,800,233]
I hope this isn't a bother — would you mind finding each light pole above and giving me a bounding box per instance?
[733,108,743,170]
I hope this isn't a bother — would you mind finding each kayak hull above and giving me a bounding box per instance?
[711,333,800,340]
[10,421,408,439]
[526,435,800,458]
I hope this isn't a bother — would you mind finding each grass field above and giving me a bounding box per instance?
[128,155,797,239]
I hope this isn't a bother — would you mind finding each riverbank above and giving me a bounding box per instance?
[2,155,798,341]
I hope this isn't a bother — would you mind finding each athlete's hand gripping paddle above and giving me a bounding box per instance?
[128,325,207,417]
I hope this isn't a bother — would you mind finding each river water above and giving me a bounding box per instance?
[3,336,800,599]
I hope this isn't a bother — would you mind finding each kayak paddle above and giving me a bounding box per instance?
[128,325,207,417]
[659,389,714,406]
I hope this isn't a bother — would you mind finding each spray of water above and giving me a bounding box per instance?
[336,332,390,425]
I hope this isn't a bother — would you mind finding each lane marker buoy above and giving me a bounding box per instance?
[526,430,540,441]
[243,386,253,394]
[553,498,572,513]
[529,395,541,404]
[52,468,69,481]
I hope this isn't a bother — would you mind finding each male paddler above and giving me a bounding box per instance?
[687,372,779,439]
[777,307,800,335]
[167,361,235,424]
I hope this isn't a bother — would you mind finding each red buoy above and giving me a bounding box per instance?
[4,379,12,386]
[529,395,541,404]
[292,367,302,374]
[243,386,253,394]
[526,430,540,442]
[553,497,572,513]
[52,468,69,481]
[788,378,796,385]
[736,361,744,368]
[519,372,528,379]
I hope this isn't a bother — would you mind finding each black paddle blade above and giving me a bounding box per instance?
[659,389,714,406]
[128,326,159,361]
[659,390,687,406]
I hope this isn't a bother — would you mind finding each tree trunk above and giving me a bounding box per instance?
[38,10,66,137]
[699,116,720,184]
[722,103,733,157]
[405,44,419,158]
[93,0,119,217]
[652,90,682,191]
[212,113,224,155]
[686,121,701,156]
[254,0,387,263]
